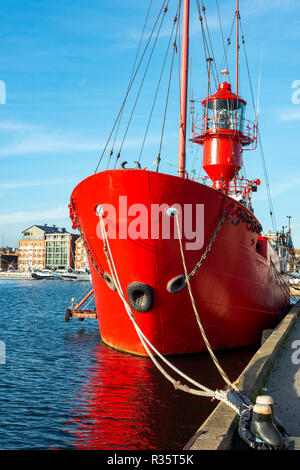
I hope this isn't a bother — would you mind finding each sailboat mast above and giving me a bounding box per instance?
[177,0,190,178]
[236,0,239,95]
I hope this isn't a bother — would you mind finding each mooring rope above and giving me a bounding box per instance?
[97,212,242,412]
[173,211,238,391]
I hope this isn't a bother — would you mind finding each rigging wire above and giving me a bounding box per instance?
[239,17,277,232]
[138,1,181,163]
[199,1,219,87]
[190,144,200,177]
[195,1,216,91]
[106,0,153,170]
[156,1,181,172]
[220,12,236,75]
[94,0,168,173]
[216,0,230,81]
[114,3,170,168]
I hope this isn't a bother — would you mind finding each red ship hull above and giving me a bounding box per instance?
[70,169,290,356]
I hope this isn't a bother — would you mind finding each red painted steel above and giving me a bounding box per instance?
[192,81,256,188]
[69,2,288,357]
[70,169,289,356]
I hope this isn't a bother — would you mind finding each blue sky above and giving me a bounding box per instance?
[0,0,300,248]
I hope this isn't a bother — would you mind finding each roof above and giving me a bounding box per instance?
[202,81,247,106]
[22,224,69,234]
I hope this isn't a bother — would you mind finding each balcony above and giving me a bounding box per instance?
[192,116,257,148]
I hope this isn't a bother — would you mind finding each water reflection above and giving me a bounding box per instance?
[66,341,257,450]
[0,280,258,450]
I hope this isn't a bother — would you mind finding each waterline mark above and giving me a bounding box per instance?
[0,340,6,364]
[95,196,205,251]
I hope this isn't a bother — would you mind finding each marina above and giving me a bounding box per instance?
[0,269,91,282]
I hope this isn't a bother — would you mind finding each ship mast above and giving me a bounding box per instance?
[177,0,189,178]
[236,0,239,95]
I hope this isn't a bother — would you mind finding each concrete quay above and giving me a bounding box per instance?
[184,300,300,450]
[0,272,32,279]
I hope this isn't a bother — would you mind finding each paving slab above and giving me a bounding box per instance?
[266,315,300,436]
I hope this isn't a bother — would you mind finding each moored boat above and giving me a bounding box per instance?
[60,268,91,281]
[69,0,290,356]
[31,269,61,280]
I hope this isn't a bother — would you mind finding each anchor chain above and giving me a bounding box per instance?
[69,200,105,279]
[188,204,233,280]
[188,203,263,280]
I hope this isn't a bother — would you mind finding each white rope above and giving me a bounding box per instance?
[174,212,238,391]
[83,292,95,309]
[97,213,240,412]
[75,283,94,305]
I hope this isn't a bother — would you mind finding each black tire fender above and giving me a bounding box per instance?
[127,282,153,313]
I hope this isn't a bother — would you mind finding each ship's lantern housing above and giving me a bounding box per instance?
[192,81,257,189]
[203,96,245,133]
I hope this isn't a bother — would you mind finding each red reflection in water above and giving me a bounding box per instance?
[65,341,257,450]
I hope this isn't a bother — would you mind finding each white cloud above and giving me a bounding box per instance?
[0,206,68,224]
[242,0,295,16]
[0,134,160,157]
[0,120,40,132]
[0,133,103,156]
[118,0,294,49]
[278,107,300,121]
[0,118,161,157]
[1,178,76,190]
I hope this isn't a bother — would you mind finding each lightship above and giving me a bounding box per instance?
[69,0,290,356]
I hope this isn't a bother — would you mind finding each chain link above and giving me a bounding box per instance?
[69,200,105,279]
[188,205,233,280]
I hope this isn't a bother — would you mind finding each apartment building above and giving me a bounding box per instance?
[18,225,48,272]
[45,229,78,270]
[18,224,78,271]
[74,237,89,271]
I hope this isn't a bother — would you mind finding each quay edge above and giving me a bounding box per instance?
[183,300,300,451]
[0,272,32,279]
